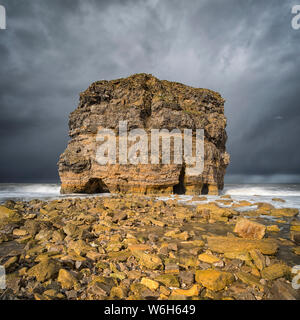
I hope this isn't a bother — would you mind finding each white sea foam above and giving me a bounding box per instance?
[0,183,113,202]
[225,186,300,197]
[8,184,61,194]
[0,184,300,212]
[0,184,60,194]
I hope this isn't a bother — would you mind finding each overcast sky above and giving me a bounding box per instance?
[0,0,300,183]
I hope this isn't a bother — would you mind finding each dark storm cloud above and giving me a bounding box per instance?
[0,0,299,182]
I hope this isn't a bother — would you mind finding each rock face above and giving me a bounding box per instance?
[58,73,229,195]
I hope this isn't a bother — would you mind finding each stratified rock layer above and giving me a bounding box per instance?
[58,73,230,195]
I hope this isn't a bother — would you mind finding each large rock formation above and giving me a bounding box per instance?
[58,73,229,195]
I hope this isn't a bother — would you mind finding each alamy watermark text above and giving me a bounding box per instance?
[292,5,300,30]
[0,4,6,30]
[95,121,204,176]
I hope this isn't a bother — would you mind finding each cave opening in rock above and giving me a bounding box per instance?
[84,178,109,194]
[201,183,209,195]
[173,166,186,194]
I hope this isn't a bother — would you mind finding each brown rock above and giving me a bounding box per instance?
[155,274,180,288]
[13,228,28,237]
[271,208,299,217]
[261,263,291,281]
[171,284,201,297]
[234,218,266,239]
[269,279,300,300]
[198,252,221,264]
[3,256,18,270]
[58,73,229,195]
[195,269,234,291]
[140,277,160,291]
[57,269,78,290]
[178,271,195,286]
[249,249,265,271]
[196,203,237,222]
[291,231,300,245]
[235,271,264,290]
[0,206,21,227]
[267,225,280,232]
[132,251,163,270]
[271,198,285,203]
[27,259,60,282]
[207,236,278,255]
[24,220,40,236]
[110,286,128,299]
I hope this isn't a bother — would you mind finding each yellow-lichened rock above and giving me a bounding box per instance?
[0,206,22,226]
[195,269,234,291]
[270,208,299,217]
[12,228,28,237]
[224,251,251,261]
[293,247,300,255]
[110,286,128,299]
[27,259,60,282]
[249,249,265,271]
[196,203,237,222]
[171,284,201,297]
[236,271,264,290]
[291,225,300,232]
[261,263,291,281]
[57,269,78,290]
[231,200,252,207]
[198,253,221,264]
[132,251,163,270]
[155,274,180,288]
[141,278,160,291]
[207,236,278,255]
[164,230,190,241]
[267,225,280,232]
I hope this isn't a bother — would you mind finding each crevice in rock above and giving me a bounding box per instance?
[173,165,186,194]
[201,183,209,195]
[84,178,109,194]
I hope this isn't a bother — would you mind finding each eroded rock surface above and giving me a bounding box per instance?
[58,73,229,195]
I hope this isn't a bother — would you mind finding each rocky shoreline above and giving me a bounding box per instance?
[0,194,299,300]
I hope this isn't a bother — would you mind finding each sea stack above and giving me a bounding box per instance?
[58,73,230,195]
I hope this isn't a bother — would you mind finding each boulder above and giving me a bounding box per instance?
[0,206,21,227]
[207,236,278,255]
[140,278,160,291]
[155,274,180,288]
[233,218,266,239]
[58,73,229,195]
[57,269,78,290]
[269,208,298,217]
[132,251,163,270]
[269,279,300,300]
[195,269,234,291]
[198,252,221,264]
[27,259,60,282]
[261,263,291,281]
[235,271,264,290]
[249,249,265,271]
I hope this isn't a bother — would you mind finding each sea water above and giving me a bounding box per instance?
[0,183,109,203]
[0,183,300,210]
